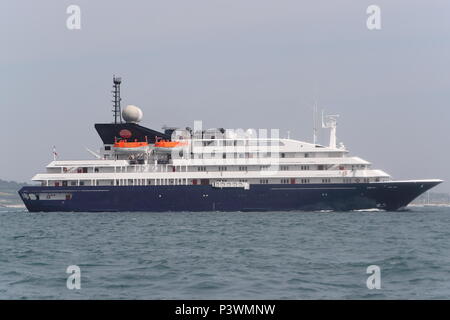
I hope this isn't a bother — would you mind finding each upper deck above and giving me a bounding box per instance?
[31,135,391,187]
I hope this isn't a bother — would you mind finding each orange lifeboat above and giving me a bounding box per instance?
[154,139,187,153]
[113,138,149,153]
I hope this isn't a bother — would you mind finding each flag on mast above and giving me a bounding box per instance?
[53,146,58,160]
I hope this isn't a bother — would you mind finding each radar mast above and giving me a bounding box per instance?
[112,76,122,124]
[321,111,339,149]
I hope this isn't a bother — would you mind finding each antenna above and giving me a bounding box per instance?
[321,111,339,149]
[313,101,318,145]
[85,147,101,159]
[112,76,122,124]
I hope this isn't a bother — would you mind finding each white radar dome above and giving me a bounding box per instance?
[122,105,143,123]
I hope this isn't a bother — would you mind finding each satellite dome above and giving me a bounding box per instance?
[122,105,143,123]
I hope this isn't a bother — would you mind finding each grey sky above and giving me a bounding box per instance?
[2,1,450,192]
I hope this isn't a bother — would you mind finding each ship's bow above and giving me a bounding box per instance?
[376,179,443,210]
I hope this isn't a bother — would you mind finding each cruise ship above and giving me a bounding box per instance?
[19,77,442,212]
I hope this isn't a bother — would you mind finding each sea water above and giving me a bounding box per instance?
[0,206,449,299]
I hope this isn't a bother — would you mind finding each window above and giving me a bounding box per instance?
[281,179,289,184]
[300,165,310,170]
[318,165,325,170]
[239,166,247,171]
[281,153,285,158]
[281,165,289,171]
[197,166,206,172]
[219,166,227,171]
[260,179,269,184]
[300,179,310,184]
[321,178,331,183]
[305,153,309,158]
[105,146,111,151]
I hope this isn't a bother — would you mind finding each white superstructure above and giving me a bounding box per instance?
[32,116,391,188]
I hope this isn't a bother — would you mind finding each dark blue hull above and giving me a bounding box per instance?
[18,180,441,212]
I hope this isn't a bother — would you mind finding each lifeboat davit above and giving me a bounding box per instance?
[154,140,188,153]
[113,139,149,153]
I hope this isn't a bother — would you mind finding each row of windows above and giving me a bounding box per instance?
[46,177,381,187]
[55,162,363,174]
[191,152,333,159]
[55,165,363,175]
[281,153,310,158]
[194,140,285,147]
[194,165,364,171]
